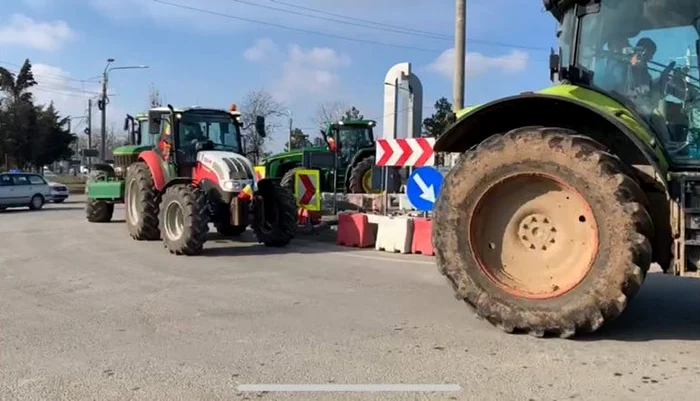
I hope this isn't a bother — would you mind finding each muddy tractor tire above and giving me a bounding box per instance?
[159,184,209,255]
[348,156,401,194]
[433,127,652,338]
[125,162,160,241]
[86,199,114,222]
[252,179,297,247]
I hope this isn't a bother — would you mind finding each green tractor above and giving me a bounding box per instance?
[85,112,155,222]
[433,0,700,338]
[113,104,295,255]
[262,119,400,195]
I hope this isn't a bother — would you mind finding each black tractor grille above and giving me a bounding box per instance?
[114,154,139,170]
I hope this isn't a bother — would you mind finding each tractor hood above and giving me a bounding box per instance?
[196,150,256,193]
[262,146,329,164]
[113,144,152,156]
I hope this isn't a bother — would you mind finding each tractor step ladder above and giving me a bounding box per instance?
[672,173,700,276]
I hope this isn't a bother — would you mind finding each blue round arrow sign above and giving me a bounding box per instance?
[406,166,444,212]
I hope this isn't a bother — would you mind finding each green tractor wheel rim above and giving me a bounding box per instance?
[164,200,185,241]
[127,179,139,225]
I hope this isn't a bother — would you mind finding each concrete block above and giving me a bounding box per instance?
[374,215,414,254]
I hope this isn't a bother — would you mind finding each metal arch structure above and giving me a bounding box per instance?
[383,62,424,140]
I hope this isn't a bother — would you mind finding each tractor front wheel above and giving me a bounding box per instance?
[159,184,209,255]
[125,162,160,240]
[252,180,297,247]
[433,127,652,338]
[86,199,114,222]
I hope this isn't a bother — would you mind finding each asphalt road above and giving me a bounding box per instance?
[0,199,699,401]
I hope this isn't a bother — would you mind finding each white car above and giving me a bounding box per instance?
[0,172,52,211]
[48,181,70,203]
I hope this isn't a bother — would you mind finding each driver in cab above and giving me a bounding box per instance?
[182,123,206,143]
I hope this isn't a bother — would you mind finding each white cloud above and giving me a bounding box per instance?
[427,48,529,80]
[244,39,351,102]
[0,14,75,51]
[243,38,278,62]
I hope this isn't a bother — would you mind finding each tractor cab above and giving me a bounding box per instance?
[323,119,376,163]
[148,104,264,173]
[550,0,700,164]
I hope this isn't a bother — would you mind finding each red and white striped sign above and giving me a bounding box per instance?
[375,138,435,167]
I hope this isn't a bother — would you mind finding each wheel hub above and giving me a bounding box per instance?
[468,172,599,300]
[518,213,557,251]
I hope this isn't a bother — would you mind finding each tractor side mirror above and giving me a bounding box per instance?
[123,115,130,131]
[255,115,266,138]
[549,51,560,82]
[134,121,142,145]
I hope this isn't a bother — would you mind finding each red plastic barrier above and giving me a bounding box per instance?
[297,208,321,225]
[336,213,374,248]
[411,218,435,256]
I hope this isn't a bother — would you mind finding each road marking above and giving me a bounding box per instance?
[237,384,461,392]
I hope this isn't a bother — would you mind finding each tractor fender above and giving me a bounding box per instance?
[160,178,196,194]
[435,93,667,192]
[137,150,167,191]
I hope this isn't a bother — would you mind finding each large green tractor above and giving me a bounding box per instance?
[85,112,155,222]
[262,119,400,194]
[433,0,700,338]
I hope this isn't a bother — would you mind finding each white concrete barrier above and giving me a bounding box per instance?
[373,215,414,254]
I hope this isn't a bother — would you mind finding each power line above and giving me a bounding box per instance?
[267,0,451,39]
[154,0,546,54]
[0,60,101,83]
[232,0,450,41]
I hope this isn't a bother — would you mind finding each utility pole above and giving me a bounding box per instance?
[286,109,293,151]
[447,0,466,167]
[453,0,466,110]
[87,99,93,168]
[100,67,109,163]
[99,58,149,163]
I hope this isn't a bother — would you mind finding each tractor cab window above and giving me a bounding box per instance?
[139,119,157,147]
[572,0,700,163]
[332,126,374,162]
[177,112,242,154]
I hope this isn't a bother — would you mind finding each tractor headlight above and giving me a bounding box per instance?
[222,180,241,192]
[114,166,124,176]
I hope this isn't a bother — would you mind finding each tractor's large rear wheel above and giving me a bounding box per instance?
[125,162,160,240]
[159,184,209,255]
[348,156,401,194]
[433,127,652,338]
[252,179,297,247]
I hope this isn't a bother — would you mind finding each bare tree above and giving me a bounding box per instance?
[148,83,163,108]
[240,89,283,163]
[92,123,128,160]
[314,100,349,129]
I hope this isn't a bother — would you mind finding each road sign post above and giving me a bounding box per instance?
[406,166,444,212]
[294,169,321,212]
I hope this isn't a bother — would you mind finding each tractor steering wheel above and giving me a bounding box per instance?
[659,61,677,98]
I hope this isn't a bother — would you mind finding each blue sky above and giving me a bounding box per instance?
[0,0,557,152]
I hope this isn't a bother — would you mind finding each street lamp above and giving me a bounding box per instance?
[99,58,149,162]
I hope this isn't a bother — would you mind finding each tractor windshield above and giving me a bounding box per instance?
[332,125,374,162]
[178,111,242,153]
[139,119,157,147]
[569,0,700,163]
